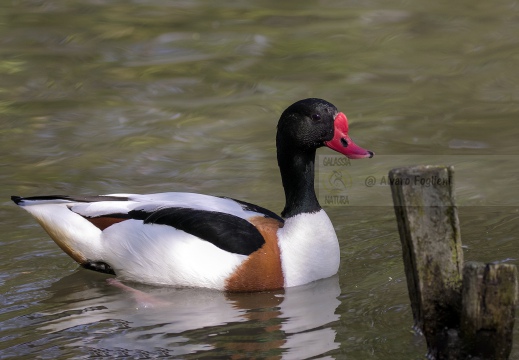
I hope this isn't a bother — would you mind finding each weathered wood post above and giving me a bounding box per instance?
[389,165,463,358]
[389,165,518,359]
[461,262,517,359]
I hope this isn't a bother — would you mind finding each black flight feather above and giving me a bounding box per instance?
[220,196,285,223]
[11,195,129,204]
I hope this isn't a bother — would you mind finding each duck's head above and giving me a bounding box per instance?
[276,98,373,159]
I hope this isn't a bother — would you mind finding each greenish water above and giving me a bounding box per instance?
[2,0,519,358]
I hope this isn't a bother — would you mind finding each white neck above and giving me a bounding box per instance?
[277,210,340,287]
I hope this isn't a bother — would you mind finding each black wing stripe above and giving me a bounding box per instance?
[128,207,265,256]
[219,196,285,223]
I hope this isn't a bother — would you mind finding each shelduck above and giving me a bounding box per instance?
[12,98,373,292]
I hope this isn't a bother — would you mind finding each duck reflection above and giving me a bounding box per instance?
[40,270,341,359]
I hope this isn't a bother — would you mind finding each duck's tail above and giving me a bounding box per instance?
[11,195,105,265]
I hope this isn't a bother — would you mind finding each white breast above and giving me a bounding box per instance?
[277,210,340,287]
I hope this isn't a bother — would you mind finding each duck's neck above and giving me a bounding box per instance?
[277,144,321,218]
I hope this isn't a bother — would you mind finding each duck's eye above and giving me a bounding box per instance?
[311,113,321,121]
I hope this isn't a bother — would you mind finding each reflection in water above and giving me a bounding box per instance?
[34,271,340,359]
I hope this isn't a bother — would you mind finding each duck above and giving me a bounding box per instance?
[11,98,373,292]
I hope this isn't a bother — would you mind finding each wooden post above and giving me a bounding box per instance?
[461,262,518,359]
[389,165,518,359]
[389,165,464,359]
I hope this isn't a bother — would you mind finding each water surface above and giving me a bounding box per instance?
[2,0,519,358]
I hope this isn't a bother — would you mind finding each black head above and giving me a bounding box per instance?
[275,98,373,218]
[276,98,338,151]
[277,98,373,159]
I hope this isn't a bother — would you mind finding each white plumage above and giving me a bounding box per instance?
[278,210,340,287]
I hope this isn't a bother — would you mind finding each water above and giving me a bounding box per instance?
[2,0,519,358]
